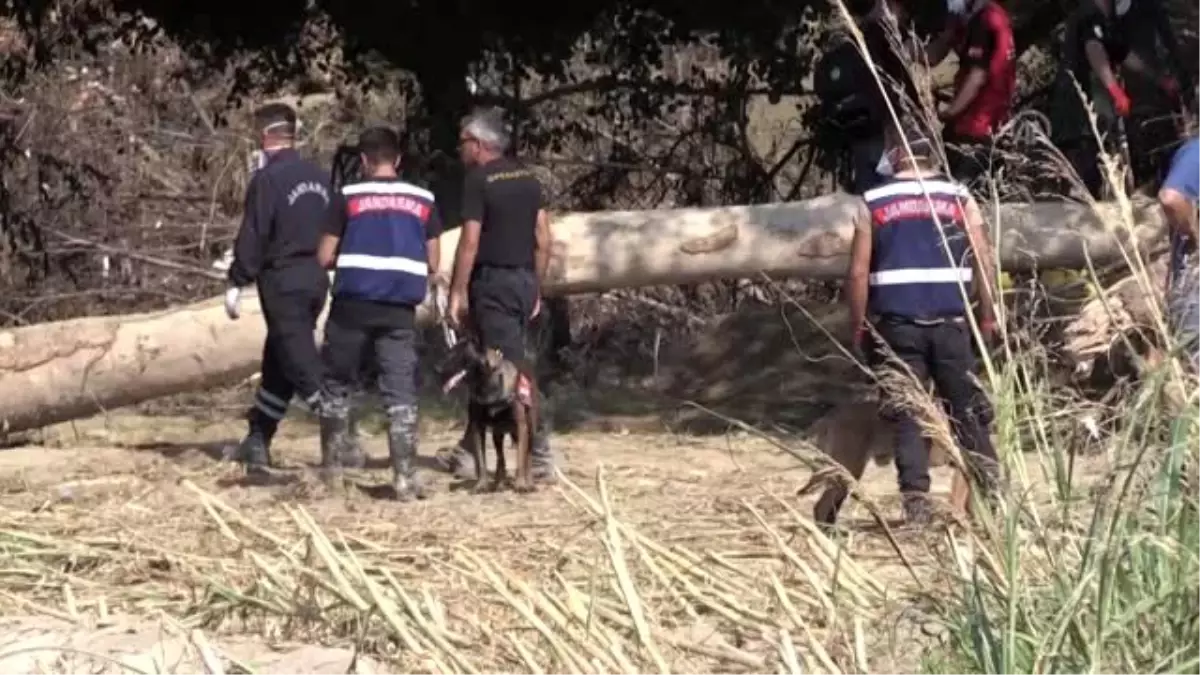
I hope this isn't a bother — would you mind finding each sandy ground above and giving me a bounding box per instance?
[0,406,1106,674]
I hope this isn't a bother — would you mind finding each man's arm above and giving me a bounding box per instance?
[1160,141,1199,240]
[534,209,551,289]
[449,170,485,298]
[316,191,346,270]
[926,24,959,67]
[942,21,994,121]
[1160,188,1199,243]
[1084,39,1119,91]
[962,195,997,327]
[845,201,873,345]
[227,173,274,287]
[425,207,445,279]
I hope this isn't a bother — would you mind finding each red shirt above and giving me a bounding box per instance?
[951,1,1016,139]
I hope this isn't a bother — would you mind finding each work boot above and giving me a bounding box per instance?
[339,406,366,469]
[901,492,933,527]
[233,410,278,481]
[444,436,477,481]
[318,409,350,491]
[531,396,556,483]
[236,430,273,481]
[388,405,426,502]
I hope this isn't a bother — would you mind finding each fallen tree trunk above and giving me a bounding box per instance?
[0,195,1166,435]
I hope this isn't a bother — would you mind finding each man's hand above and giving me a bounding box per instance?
[979,317,996,344]
[849,325,867,364]
[447,290,467,329]
[1107,81,1132,117]
[224,286,242,320]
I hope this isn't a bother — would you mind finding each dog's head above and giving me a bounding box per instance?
[436,339,519,405]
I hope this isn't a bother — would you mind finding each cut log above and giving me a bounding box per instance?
[0,195,1167,435]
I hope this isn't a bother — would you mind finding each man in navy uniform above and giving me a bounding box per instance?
[317,126,443,499]
[838,120,1001,526]
[225,102,333,482]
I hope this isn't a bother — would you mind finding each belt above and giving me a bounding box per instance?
[872,313,966,327]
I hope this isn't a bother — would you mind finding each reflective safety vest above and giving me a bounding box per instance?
[333,180,435,307]
[864,176,974,318]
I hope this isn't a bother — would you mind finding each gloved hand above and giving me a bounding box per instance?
[1106,81,1132,118]
[224,286,242,320]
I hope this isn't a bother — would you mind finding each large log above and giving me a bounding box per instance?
[0,194,1166,435]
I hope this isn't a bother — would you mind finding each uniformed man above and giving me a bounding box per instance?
[445,107,555,482]
[316,126,442,499]
[926,0,1016,188]
[1159,129,1198,370]
[1053,0,1184,197]
[841,120,1001,525]
[813,0,922,195]
[225,102,333,481]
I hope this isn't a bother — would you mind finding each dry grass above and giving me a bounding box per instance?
[0,412,1105,674]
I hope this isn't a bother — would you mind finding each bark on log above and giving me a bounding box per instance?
[0,195,1166,435]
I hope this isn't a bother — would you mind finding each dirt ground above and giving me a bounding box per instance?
[0,355,1113,675]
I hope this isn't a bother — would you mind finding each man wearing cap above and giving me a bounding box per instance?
[224,102,334,482]
[836,121,1002,526]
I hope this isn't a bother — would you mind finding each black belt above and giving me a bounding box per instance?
[872,313,966,327]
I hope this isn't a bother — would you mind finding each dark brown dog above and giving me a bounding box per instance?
[438,339,538,494]
[797,401,970,526]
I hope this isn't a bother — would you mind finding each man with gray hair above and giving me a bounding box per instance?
[445,107,556,482]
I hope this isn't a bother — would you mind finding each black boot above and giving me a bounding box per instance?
[318,410,350,491]
[340,405,366,469]
[444,434,477,481]
[235,411,277,481]
[531,395,556,483]
[901,492,933,527]
[388,405,426,502]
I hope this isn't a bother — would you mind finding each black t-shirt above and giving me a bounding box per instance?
[960,13,999,70]
[1072,9,1133,87]
[323,176,444,329]
[462,157,545,270]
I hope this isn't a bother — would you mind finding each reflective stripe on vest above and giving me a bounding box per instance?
[333,180,435,307]
[863,176,973,318]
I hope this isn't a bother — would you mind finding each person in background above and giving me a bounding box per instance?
[316,127,442,499]
[925,0,1015,189]
[444,108,555,482]
[839,120,1000,526]
[814,0,923,195]
[1053,0,1184,198]
[1158,125,1198,370]
[225,102,333,482]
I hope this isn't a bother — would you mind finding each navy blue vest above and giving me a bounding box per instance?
[864,176,974,318]
[333,180,435,307]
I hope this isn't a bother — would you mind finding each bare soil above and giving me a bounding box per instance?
[0,402,1112,674]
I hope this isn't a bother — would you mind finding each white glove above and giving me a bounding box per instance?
[224,286,242,320]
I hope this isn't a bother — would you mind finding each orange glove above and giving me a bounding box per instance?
[1107,81,1132,118]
